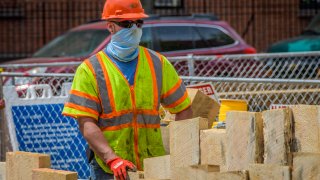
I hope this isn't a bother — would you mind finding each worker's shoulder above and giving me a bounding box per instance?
[141,46,168,62]
[85,52,101,64]
[75,54,98,73]
[143,46,157,54]
[77,52,103,71]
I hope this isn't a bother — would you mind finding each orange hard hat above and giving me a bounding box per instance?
[101,0,148,21]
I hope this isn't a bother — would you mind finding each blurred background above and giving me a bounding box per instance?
[0,0,318,61]
[2,2,320,178]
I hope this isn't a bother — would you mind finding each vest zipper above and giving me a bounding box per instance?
[130,86,141,170]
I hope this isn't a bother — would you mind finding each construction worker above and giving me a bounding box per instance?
[62,0,193,179]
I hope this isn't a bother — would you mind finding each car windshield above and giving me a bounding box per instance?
[33,30,110,58]
[303,14,320,35]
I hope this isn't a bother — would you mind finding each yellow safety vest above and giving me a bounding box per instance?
[63,46,191,173]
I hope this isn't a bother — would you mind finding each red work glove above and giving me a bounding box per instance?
[107,157,136,180]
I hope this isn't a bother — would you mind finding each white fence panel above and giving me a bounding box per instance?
[3,83,90,179]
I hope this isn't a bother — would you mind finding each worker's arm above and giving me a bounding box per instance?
[78,117,136,180]
[77,117,117,162]
[175,106,193,121]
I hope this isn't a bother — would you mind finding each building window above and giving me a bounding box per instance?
[154,0,183,8]
[299,0,320,17]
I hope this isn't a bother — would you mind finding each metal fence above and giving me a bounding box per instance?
[1,52,320,177]
[2,52,320,110]
[2,84,90,179]
[2,73,319,112]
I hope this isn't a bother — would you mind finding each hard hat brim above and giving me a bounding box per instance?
[102,13,149,21]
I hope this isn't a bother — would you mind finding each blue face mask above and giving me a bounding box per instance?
[107,24,142,62]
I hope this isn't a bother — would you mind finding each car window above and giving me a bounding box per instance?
[153,26,195,52]
[140,27,153,49]
[194,26,235,48]
[33,30,110,58]
[304,14,320,35]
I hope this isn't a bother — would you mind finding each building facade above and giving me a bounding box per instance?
[0,0,315,60]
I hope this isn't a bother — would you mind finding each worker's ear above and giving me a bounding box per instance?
[106,21,116,34]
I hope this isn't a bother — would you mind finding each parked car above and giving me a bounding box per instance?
[267,14,320,53]
[266,14,320,79]
[4,14,256,64]
[3,14,256,90]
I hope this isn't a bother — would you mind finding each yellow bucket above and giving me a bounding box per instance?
[212,99,248,128]
[218,99,248,121]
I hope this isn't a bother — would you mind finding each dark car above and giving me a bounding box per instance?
[266,14,320,78]
[3,14,256,88]
[267,14,320,53]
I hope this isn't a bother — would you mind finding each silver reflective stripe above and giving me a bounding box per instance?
[98,113,160,129]
[88,54,113,114]
[98,113,133,128]
[68,94,101,113]
[162,82,186,106]
[137,114,160,125]
[146,48,163,109]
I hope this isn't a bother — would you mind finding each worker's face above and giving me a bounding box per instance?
[106,20,144,35]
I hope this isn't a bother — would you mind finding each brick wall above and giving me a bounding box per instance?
[0,0,104,60]
[0,0,313,61]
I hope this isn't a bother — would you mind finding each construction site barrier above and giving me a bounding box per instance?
[2,84,89,179]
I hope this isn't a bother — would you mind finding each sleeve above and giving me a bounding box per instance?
[62,61,102,120]
[160,55,191,114]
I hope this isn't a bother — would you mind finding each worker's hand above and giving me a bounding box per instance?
[106,157,136,180]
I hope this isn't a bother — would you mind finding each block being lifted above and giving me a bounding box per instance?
[187,88,220,128]
[161,88,220,128]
